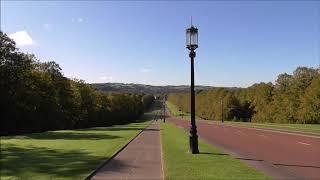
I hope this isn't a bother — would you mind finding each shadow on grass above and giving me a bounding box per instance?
[74,126,162,132]
[4,131,122,140]
[0,144,105,178]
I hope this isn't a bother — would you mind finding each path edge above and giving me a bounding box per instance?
[85,121,153,180]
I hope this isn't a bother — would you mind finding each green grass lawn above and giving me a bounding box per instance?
[0,120,151,180]
[160,122,269,180]
[166,101,320,136]
[219,121,320,136]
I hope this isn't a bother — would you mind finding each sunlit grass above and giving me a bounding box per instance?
[166,101,320,136]
[219,121,320,135]
[1,120,150,180]
[160,122,269,179]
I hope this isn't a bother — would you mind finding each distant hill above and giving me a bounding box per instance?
[90,83,218,94]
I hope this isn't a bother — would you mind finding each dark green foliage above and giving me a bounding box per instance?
[168,68,320,124]
[0,31,147,135]
[141,94,155,110]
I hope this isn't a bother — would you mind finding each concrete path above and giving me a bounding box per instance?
[92,122,163,180]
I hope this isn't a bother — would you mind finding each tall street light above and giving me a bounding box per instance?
[221,99,224,123]
[186,24,199,154]
[163,95,166,123]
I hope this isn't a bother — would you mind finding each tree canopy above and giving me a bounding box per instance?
[0,31,154,135]
[168,67,320,124]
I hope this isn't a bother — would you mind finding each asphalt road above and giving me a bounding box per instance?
[169,117,320,180]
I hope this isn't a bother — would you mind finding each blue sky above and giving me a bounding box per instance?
[1,1,320,87]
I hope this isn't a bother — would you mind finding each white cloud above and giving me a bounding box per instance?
[71,17,85,23]
[9,31,34,46]
[140,67,152,73]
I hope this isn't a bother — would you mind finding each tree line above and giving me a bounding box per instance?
[168,67,320,124]
[0,31,154,135]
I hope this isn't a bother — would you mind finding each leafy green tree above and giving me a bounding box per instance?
[167,67,319,124]
[141,94,155,110]
[298,76,320,124]
[0,31,147,135]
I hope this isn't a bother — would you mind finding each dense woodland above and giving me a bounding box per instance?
[0,31,154,135]
[168,67,320,124]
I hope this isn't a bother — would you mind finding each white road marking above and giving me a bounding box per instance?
[297,142,311,146]
[258,134,271,141]
[235,130,247,136]
[259,134,268,138]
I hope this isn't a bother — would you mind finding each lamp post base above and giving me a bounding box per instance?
[189,134,199,154]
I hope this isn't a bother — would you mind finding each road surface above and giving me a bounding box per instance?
[169,117,320,179]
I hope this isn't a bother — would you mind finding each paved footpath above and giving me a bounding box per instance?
[92,122,163,180]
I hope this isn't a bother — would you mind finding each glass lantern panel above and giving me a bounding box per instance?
[186,30,191,46]
[190,32,197,46]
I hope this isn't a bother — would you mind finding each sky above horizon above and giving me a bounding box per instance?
[1,1,320,87]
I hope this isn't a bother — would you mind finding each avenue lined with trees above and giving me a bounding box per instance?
[0,31,154,135]
[2,1,320,179]
[168,67,320,124]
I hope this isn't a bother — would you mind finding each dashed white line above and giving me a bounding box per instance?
[235,130,248,136]
[297,142,311,146]
[259,134,268,138]
[258,134,271,141]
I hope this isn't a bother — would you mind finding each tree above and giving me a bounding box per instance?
[167,67,319,124]
[298,76,320,124]
[0,31,147,135]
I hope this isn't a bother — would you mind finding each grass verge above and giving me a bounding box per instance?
[219,121,320,136]
[160,122,269,180]
[166,101,320,136]
[0,120,151,180]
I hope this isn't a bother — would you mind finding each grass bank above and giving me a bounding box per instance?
[160,122,269,179]
[0,120,151,179]
[166,101,320,136]
[219,121,320,136]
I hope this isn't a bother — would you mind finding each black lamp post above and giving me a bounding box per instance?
[221,99,224,123]
[186,25,199,154]
[163,95,166,123]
